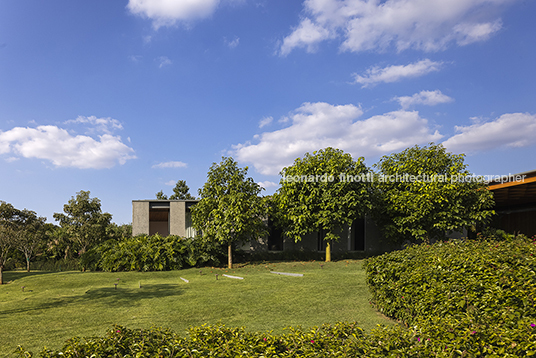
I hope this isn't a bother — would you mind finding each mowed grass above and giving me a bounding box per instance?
[0,260,392,356]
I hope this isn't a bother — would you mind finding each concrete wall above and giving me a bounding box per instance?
[132,201,149,236]
[170,201,186,236]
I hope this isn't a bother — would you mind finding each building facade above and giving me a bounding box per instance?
[131,199,394,254]
[132,200,197,238]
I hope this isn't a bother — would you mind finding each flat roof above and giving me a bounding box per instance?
[132,199,198,202]
[488,169,536,209]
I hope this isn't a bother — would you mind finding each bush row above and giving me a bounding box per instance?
[17,322,465,358]
[364,236,536,357]
[80,234,226,272]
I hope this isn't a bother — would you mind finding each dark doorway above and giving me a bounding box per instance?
[352,218,365,251]
[267,219,283,251]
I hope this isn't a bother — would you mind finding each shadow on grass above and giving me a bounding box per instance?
[0,284,183,315]
[2,270,60,282]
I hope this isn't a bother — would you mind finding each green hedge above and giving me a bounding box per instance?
[16,322,453,357]
[80,234,226,272]
[364,236,536,357]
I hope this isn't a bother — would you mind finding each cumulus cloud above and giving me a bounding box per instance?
[443,113,536,153]
[127,0,221,28]
[280,0,510,55]
[393,90,454,109]
[232,102,442,175]
[0,125,136,169]
[279,18,334,56]
[152,161,188,169]
[353,59,443,88]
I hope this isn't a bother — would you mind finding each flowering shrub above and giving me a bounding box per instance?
[364,235,536,356]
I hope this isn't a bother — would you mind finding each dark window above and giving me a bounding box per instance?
[149,207,170,236]
[352,218,365,251]
[317,229,326,251]
[267,219,283,251]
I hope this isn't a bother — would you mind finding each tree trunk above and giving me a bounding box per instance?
[228,243,233,269]
[325,240,331,262]
[26,256,30,272]
[0,265,3,285]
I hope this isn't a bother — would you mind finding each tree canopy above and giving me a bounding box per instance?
[191,157,267,268]
[53,190,112,256]
[371,143,495,243]
[156,180,195,200]
[276,147,371,261]
[0,201,46,281]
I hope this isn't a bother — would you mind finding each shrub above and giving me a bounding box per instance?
[80,234,226,272]
[17,322,430,357]
[364,235,536,356]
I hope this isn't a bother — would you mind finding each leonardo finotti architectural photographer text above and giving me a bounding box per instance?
[282,173,527,184]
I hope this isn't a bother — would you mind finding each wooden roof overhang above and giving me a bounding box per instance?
[488,170,536,211]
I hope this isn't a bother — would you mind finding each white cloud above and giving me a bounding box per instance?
[0,125,136,169]
[280,0,511,55]
[393,90,454,109]
[443,113,536,153]
[353,59,443,88]
[259,116,273,128]
[225,36,240,48]
[165,180,177,186]
[127,0,221,28]
[156,56,172,68]
[64,115,123,134]
[453,20,503,45]
[152,161,188,169]
[279,18,334,56]
[258,181,278,189]
[232,102,442,175]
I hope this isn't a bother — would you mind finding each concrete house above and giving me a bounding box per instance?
[132,200,198,238]
[132,172,535,256]
[131,199,392,254]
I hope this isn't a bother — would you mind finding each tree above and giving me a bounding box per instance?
[276,147,371,262]
[15,209,46,272]
[53,191,112,256]
[106,223,132,241]
[170,180,195,200]
[0,202,17,284]
[156,190,168,200]
[156,180,195,200]
[371,143,495,244]
[191,157,267,268]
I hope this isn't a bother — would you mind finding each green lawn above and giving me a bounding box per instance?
[0,260,392,356]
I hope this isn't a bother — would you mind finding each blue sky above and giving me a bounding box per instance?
[1,0,535,225]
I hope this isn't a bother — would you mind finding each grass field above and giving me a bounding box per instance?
[0,260,392,356]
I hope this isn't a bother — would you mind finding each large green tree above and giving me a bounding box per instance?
[191,157,267,268]
[156,180,195,200]
[371,143,495,244]
[0,202,18,284]
[276,147,371,262]
[0,202,46,279]
[53,191,112,256]
[15,208,46,272]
